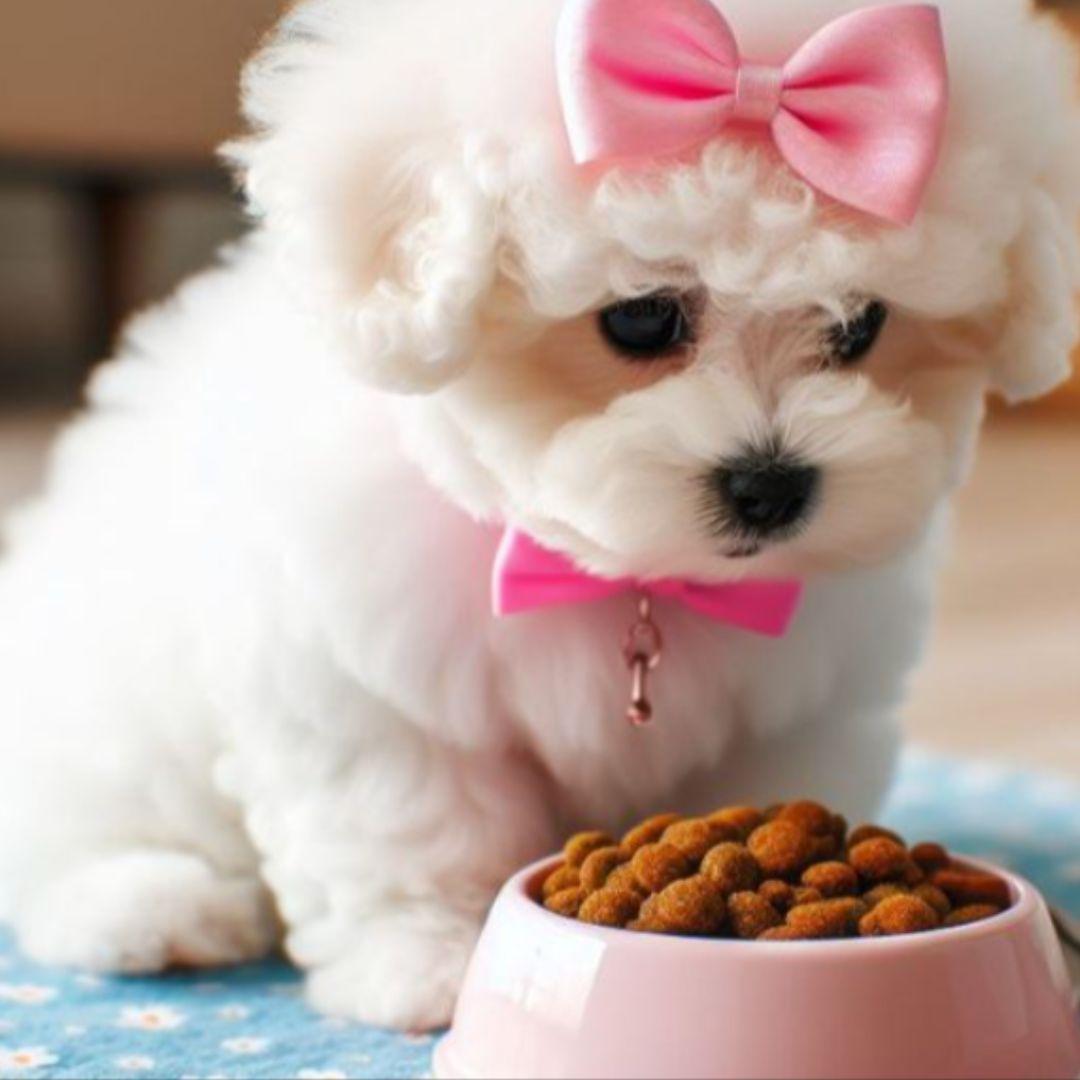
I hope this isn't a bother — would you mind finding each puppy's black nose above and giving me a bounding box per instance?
[714,459,819,535]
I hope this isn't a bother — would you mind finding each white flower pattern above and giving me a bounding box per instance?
[0,986,56,1007]
[215,1004,251,1022]
[117,1005,187,1032]
[115,1055,156,1072]
[222,1036,270,1055]
[0,1047,59,1072]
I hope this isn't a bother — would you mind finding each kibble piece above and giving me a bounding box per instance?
[728,892,783,939]
[621,813,682,855]
[579,846,627,892]
[662,819,728,863]
[788,898,866,939]
[638,876,727,935]
[759,925,812,942]
[901,860,927,887]
[930,870,1011,909]
[912,884,952,918]
[910,842,951,874]
[748,821,815,879]
[862,883,910,909]
[777,800,835,837]
[758,880,797,912]
[544,887,587,918]
[944,904,1003,928]
[849,838,911,884]
[579,887,643,928]
[791,886,824,908]
[708,806,765,840]
[860,895,940,937]
[847,824,904,849]
[631,842,691,893]
[564,831,616,869]
[542,865,580,900]
[701,843,760,895]
[810,835,840,861]
[606,863,645,896]
[802,862,859,899]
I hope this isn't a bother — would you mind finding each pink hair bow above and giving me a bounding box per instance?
[493,529,803,638]
[556,0,949,224]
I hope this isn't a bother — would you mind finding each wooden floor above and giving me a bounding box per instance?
[1,407,1077,781]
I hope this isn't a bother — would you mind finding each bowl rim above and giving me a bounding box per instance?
[514,853,1041,961]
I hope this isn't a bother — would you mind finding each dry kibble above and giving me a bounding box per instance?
[802,861,859,898]
[748,821,815,879]
[701,843,760,895]
[912,884,952,918]
[579,846,627,892]
[542,864,580,900]
[631,843,691,893]
[810,835,841,861]
[862,883,910,909]
[606,863,646,896]
[791,886,824,908]
[849,838,911,884]
[944,904,1003,928]
[758,925,808,942]
[542,801,1011,942]
[544,887,587,918]
[638,876,727,935]
[931,870,1011,909]
[847,824,904,849]
[777,800,835,837]
[860,895,940,937]
[621,813,682,855]
[911,842,951,874]
[787,898,867,939]
[564,831,616,869]
[662,819,728,863]
[728,892,783,939]
[708,806,765,840]
[579,887,643,928]
[758,880,797,912]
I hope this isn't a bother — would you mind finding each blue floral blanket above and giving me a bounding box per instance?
[1,749,1077,1080]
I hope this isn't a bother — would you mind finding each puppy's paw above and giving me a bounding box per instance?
[17,850,279,974]
[303,909,479,1031]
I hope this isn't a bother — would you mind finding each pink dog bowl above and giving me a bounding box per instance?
[435,857,1080,1080]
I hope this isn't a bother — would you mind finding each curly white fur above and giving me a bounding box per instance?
[0,0,1077,1030]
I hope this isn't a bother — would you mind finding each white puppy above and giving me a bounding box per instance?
[0,0,1077,1031]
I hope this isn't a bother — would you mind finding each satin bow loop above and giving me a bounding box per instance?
[493,529,803,639]
[557,0,949,224]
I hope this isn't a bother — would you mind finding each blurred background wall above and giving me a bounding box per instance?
[0,0,1077,776]
[0,0,284,396]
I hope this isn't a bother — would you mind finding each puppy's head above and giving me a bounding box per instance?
[232,0,1080,581]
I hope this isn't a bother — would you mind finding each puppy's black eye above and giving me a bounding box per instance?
[826,301,889,366]
[599,294,692,359]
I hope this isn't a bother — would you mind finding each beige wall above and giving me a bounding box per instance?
[0,0,285,166]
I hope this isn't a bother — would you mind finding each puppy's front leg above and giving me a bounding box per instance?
[232,705,555,1030]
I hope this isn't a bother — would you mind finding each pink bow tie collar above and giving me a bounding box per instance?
[493,529,802,725]
[493,529,802,638]
[556,0,949,224]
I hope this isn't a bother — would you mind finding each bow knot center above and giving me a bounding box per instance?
[732,62,784,124]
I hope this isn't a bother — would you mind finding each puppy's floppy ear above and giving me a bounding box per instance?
[324,140,504,393]
[232,116,504,393]
[988,185,1080,404]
